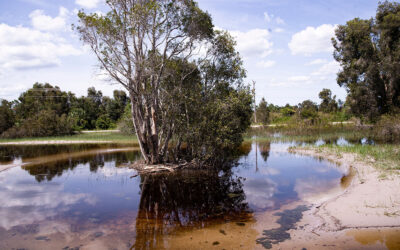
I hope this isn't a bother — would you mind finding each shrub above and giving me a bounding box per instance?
[95,114,114,130]
[373,115,400,142]
[281,107,295,117]
[117,105,135,135]
[0,100,15,134]
[1,110,75,138]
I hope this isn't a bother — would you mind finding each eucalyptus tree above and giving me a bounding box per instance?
[332,1,400,120]
[76,0,252,164]
[318,88,338,113]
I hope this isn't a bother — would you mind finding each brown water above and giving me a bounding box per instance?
[0,141,361,249]
[346,229,400,250]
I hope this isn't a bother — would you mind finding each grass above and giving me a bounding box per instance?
[244,127,368,144]
[306,143,400,171]
[0,132,138,144]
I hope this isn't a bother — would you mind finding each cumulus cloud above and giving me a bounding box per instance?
[274,28,285,33]
[0,23,81,70]
[75,0,102,9]
[230,29,273,59]
[289,24,337,56]
[311,61,340,77]
[29,7,69,31]
[267,60,339,87]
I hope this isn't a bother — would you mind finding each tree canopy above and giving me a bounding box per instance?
[76,0,253,164]
[333,1,400,121]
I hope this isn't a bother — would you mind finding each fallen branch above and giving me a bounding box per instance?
[127,159,204,175]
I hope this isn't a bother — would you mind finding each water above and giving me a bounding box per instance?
[0,141,351,249]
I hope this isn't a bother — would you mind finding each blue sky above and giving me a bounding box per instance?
[0,0,382,105]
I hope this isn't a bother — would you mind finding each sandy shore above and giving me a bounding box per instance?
[278,147,400,249]
[0,140,113,145]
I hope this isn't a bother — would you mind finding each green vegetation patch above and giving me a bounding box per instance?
[312,144,400,171]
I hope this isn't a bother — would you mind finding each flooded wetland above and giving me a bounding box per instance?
[0,140,398,249]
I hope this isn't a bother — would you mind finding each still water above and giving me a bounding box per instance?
[0,141,349,249]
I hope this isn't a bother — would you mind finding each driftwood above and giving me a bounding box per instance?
[127,159,203,175]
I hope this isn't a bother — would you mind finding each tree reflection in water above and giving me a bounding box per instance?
[132,169,252,249]
[259,142,271,162]
[22,151,141,182]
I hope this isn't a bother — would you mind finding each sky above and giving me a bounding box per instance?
[0,0,382,105]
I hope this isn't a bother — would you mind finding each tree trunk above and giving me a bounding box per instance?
[130,93,165,165]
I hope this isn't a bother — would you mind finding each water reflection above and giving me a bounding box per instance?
[0,141,348,249]
[23,151,141,182]
[133,170,251,249]
[0,144,135,163]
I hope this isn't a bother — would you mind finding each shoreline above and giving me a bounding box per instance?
[0,140,114,145]
[277,147,400,249]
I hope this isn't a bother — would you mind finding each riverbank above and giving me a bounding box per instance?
[281,146,400,249]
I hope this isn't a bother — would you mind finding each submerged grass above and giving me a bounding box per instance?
[0,132,138,144]
[302,144,400,171]
[244,126,368,144]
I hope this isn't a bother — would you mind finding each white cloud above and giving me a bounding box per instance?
[29,7,69,31]
[267,61,339,87]
[289,24,337,56]
[0,23,82,70]
[257,60,276,68]
[230,29,273,58]
[311,60,340,78]
[307,58,328,65]
[75,0,102,9]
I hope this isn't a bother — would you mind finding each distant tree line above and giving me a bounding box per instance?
[254,88,345,125]
[0,82,132,138]
[255,1,400,126]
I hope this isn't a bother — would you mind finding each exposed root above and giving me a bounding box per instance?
[128,159,204,174]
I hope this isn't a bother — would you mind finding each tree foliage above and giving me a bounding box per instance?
[1,83,131,138]
[0,100,15,134]
[256,98,270,124]
[333,1,400,121]
[298,100,318,119]
[318,88,338,113]
[76,0,253,164]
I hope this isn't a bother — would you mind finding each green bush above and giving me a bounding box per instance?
[281,107,295,117]
[117,104,135,135]
[95,114,114,130]
[0,100,15,134]
[1,110,75,138]
[373,115,400,142]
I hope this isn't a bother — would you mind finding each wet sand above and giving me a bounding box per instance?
[283,148,400,249]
